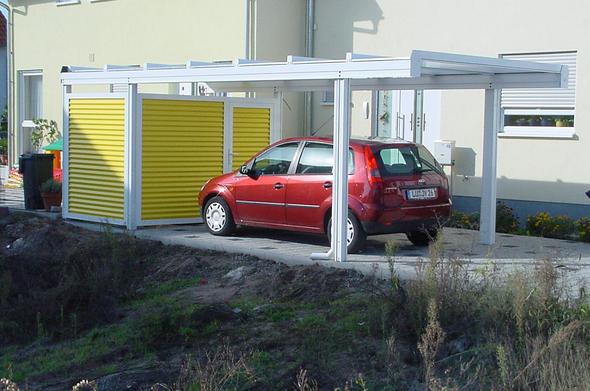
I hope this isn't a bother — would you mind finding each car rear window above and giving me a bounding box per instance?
[376,145,443,176]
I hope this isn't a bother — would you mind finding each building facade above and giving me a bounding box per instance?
[7,0,590,221]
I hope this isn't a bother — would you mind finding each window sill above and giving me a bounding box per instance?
[499,126,576,139]
[56,0,80,6]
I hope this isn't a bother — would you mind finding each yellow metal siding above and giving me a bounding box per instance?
[142,99,224,220]
[232,107,271,170]
[68,99,125,219]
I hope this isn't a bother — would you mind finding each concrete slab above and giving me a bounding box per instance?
[0,186,24,209]
[68,219,590,282]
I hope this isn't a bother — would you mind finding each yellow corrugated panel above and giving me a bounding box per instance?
[68,99,125,220]
[232,107,271,170]
[142,99,224,220]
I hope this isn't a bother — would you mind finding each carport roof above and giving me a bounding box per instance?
[61,50,568,91]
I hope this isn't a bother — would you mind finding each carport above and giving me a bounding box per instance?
[61,50,567,262]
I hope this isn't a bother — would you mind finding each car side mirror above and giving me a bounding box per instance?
[239,163,260,180]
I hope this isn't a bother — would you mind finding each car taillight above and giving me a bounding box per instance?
[364,146,382,186]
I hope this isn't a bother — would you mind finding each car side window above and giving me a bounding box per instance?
[252,142,299,175]
[296,142,354,175]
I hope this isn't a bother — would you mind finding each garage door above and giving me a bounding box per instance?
[232,107,271,170]
[141,99,224,221]
[68,98,125,220]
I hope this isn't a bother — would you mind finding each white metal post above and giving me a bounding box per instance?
[332,78,351,262]
[61,84,72,219]
[272,89,283,143]
[479,89,500,245]
[125,84,138,230]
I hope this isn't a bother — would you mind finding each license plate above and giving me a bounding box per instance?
[407,188,437,200]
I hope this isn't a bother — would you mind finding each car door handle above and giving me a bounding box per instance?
[273,183,284,190]
[323,182,332,189]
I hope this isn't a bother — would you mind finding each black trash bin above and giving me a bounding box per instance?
[19,153,54,210]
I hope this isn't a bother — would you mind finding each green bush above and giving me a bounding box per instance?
[446,210,479,230]
[495,202,519,233]
[446,202,519,234]
[526,212,576,239]
[0,138,7,155]
[576,218,590,242]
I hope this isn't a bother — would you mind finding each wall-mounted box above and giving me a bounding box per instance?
[433,140,455,165]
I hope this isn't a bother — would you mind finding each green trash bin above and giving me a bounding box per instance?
[19,153,54,210]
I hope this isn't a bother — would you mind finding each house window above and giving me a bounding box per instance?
[500,51,577,138]
[320,90,334,105]
[19,71,43,154]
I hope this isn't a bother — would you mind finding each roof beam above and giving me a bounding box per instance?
[144,63,185,70]
[104,64,141,71]
[410,50,564,77]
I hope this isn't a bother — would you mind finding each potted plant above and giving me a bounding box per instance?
[40,178,62,211]
[32,119,60,152]
[555,117,567,127]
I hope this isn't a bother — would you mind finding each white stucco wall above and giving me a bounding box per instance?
[9,0,246,161]
[313,0,590,206]
[254,0,306,139]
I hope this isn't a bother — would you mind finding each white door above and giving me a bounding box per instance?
[376,89,441,153]
[376,90,414,141]
[418,90,442,153]
[19,71,43,155]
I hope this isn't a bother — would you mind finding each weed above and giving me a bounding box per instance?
[0,378,18,391]
[71,379,97,391]
[175,344,254,391]
[417,300,446,388]
[294,368,319,391]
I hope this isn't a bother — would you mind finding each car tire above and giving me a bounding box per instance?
[327,211,367,254]
[204,196,236,236]
[406,228,439,247]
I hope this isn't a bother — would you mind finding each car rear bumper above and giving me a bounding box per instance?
[360,202,452,235]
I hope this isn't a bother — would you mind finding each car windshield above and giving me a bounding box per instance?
[376,145,442,176]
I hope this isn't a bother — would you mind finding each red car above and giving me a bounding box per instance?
[198,137,451,253]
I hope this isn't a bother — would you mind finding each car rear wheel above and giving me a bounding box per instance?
[406,228,439,246]
[327,212,366,254]
[204,196,235,236]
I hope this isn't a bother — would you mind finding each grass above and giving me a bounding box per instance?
[0,322,134,382]
[3,218,590,390]
[0,275,209,382]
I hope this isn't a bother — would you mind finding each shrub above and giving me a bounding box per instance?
[576,218,590,243]
[495,202,519,234]
[446,202,518,233]
[526,212,576,239]
[446,210,479,230]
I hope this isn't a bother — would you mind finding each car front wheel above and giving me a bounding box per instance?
[327,212,366,254]
[204,196,235,236]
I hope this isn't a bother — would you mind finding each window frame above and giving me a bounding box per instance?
[499,51,577,139]
[18,70,43,155]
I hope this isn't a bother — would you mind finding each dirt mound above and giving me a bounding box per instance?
[0,214,159,343]
[259,264,367,301]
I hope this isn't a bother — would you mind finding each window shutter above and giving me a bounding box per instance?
[500,52,576,109]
